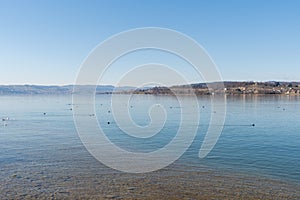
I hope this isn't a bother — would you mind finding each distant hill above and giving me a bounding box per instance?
[0,85,72,95]
[0,81,300,95]
[132,81,300,95]
[0,85,116,95]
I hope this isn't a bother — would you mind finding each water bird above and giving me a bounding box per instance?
[2,117,9,126]
[252,123,255,127]
[2,117,9,122]
[43,112,46,115]
[107,121,110,124]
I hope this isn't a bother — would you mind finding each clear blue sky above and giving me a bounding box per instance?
[0,0,299,85]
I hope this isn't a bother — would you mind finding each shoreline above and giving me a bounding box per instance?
[1,81,300,95]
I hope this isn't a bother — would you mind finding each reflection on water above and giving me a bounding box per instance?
[0,94,300,198]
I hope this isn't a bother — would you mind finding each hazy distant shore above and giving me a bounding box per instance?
[1,81,299,95]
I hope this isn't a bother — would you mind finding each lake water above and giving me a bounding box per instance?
[0,94,300,199]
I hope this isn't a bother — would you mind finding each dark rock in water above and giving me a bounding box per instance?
[127,187,135,191]
[11,174,21,179]
[105,195,119,199]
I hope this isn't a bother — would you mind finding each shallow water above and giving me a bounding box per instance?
[0,94,300,199]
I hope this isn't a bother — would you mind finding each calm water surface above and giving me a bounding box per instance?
[0,94,300,197]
